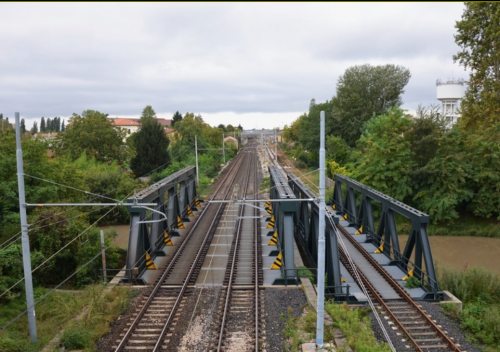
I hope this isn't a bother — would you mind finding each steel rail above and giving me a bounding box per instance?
[114,149,247,352]
[336,220,462,352]
[253,151,260,352]
[217,150,253,351]
[337,245,424,351]
[151,149,251,352]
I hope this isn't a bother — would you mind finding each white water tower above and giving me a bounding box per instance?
[436,78,464,126]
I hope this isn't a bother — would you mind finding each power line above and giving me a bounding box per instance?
[24,174,121,202]
[0,145,195,251]
[0,150,229,300]
[0,206,117,300]
[0,150,232,330]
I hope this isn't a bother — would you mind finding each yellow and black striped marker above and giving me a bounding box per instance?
[186,205,194,216]
[145,252,157,270]
[164,231,174,246]
[341,277,346,283]
[374,243,383,254]
[266,215,275,228]
[195,197,201,207]
[330,204,336,210]
[268,231,278,246]
[266,205,273,215]
[355,226,363,235]
[264,198,271,208]
[270,252,283,270]
[402,268,414,281]
[341,214,348,221]
[177,215,186,229]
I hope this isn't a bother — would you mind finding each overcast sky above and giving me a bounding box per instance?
[0,3,467,130]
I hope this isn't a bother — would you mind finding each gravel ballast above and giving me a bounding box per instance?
[264,287,308,352]
[369,301,482,352]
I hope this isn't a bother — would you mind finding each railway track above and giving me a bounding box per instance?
[331,212,463,352]
[210,147,264,351]
[113,144,255,352]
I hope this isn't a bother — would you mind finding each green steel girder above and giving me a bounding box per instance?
[124,166,199,282]
[268,167,298,284]
[286,172,344,298]
[331,174,439,296]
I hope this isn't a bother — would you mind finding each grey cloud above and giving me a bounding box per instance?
[0,2,467,128]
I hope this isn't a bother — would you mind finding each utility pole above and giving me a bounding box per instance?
[274,128,277,161]
[100,230,107,283]
[195,135,199,185]
[222,133,225,164]
[16,113,37,342]
[316,111,326,348]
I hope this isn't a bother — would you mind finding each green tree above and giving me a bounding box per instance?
[172,111,183,127]
[226,124,235,132]
[58,110,126,164]
[40,117,46,132]
[412,127,473,222]
[205,127,224,147]
[0,130,58,236]
[175,113,206,147]
[464,123,500,218]
[332,64,411,146]
[61,119,65,132]
[130,106,171,177]
[31,121,38,134]
[454,2,500,129]
[282,115,303,143]
[299,100,334,156]
[141,105,156,120]
[20,118,26,133]
[351,107,415,201]
[217,124,226,132]
[326,135,351,166]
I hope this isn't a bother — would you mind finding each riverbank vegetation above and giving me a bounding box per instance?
[440,266,500,351]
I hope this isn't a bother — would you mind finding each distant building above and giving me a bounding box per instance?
[108,118,141,136]
[33,132,58,141]
[224,136,238,148]
[156,118,172,128]
[107,118,173,140]
[436,78,464,127]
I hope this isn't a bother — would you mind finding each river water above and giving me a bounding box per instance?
[103,225,500,274]
[399,235,500,274]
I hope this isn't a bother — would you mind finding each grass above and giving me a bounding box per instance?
[404,276,421,289]
[325,301,391,352]
[259,176,270,193]
[281,306,335,352]
[281,307,303,352]
[439,266,500,351]
[296,266,315,285]
[280,301,389,352]
[0,284,137,352]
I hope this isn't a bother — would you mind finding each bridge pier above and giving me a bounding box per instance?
[267,167,298,285]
